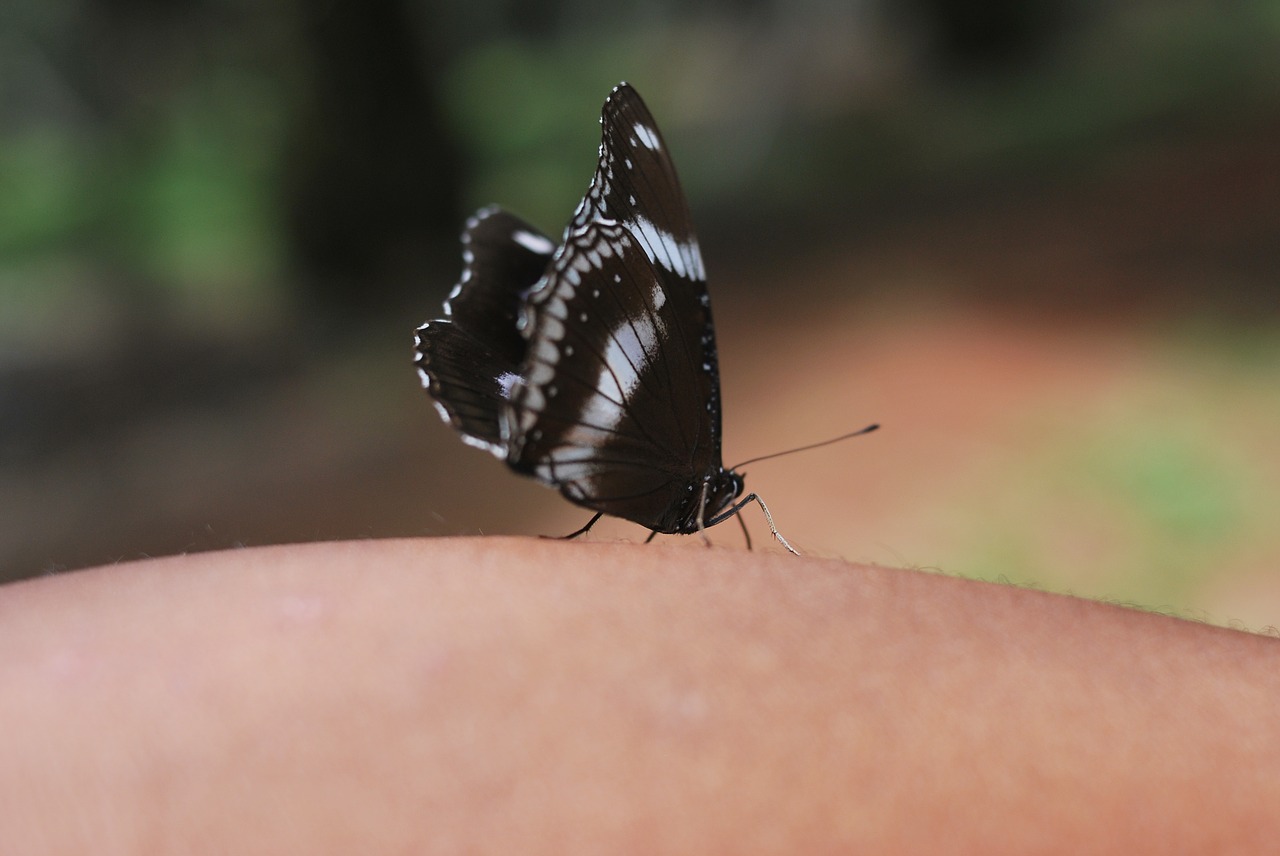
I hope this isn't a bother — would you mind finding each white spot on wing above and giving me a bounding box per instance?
[512,229,556,255]
[629,214,705,280]
[651,284,666,313]
[634,123,660,151]
[496,371,521,399]
[594,305,663,416]
[459,431,507,459]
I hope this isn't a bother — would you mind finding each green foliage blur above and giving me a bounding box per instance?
[4,0,1277,346]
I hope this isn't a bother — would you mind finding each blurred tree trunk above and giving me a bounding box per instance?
[283,0,463,315]
[901,0,1072,73]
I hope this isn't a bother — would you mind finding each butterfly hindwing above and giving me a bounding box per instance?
[415,208,554,453]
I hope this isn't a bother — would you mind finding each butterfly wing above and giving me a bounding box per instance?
[503,84,730,533]
[416,84,740,535]
[582,83,724,468]
[415,207,555,454]
[569,84,707,289]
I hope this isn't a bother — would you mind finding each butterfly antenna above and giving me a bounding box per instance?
[730,423,879,470]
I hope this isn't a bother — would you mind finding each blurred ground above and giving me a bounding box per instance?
[4,114,1277,630]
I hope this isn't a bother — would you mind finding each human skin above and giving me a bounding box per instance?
[0,537,1276,855]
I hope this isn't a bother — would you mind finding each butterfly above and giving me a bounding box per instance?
[415,82,868,552]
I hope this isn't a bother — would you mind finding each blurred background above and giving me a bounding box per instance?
[2,0,1278,626]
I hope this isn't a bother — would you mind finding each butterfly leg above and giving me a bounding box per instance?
[694,481,715,549]
[747,494,798,555]
[706,494,799,556]
[558,511,604,540]
[644,531,659,544]
[735,512,753,551]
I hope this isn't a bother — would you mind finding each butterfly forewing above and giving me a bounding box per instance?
[415,208,554,453]
[570,86,706,286]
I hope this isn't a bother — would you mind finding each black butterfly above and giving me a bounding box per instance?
[416,82,834,551]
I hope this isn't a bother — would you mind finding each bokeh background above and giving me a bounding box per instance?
[3,0,1278,627]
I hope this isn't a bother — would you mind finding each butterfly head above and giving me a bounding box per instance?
[666,467,745,535]
[712,468,747,516]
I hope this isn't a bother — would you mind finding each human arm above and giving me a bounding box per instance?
[1,537,1276,854]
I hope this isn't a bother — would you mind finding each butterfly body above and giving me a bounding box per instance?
[416,83,761,541]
